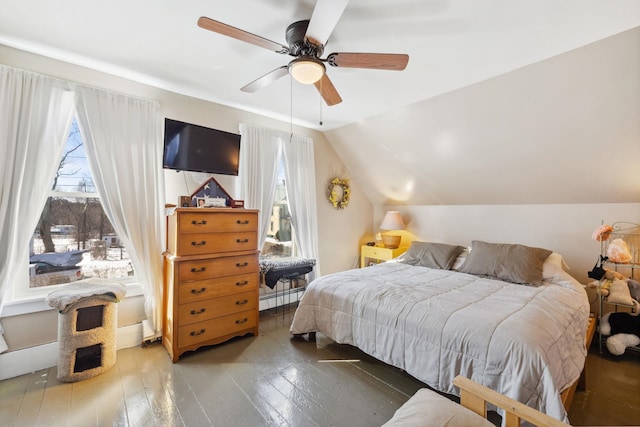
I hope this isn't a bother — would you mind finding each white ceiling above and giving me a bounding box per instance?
[0,0,639,130]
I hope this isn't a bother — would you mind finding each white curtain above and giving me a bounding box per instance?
[238,123,282,250]
[238,123,320,278]
[75,86,165,338]
[282,134,321,279]
[0,66,76,353]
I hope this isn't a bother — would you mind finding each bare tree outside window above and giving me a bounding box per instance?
[29,118,133,288]
[37,135,82,253]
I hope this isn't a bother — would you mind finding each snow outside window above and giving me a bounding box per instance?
[27,117,134,292]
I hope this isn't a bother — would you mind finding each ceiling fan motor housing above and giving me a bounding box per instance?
[286,20,323,58]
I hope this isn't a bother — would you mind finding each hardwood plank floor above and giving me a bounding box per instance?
[1,306,639,426]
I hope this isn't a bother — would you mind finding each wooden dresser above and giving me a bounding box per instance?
[162,207,259,362]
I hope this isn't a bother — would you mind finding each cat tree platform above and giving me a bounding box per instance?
[46,279,126,382]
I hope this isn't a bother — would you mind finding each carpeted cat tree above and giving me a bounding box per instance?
[46,279,126,382]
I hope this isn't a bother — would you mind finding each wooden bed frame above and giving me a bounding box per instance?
[384,375,571,427]
[454,376,567,427]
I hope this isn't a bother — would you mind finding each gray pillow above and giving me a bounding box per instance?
[457,240,552,286]
[397,241,466,270]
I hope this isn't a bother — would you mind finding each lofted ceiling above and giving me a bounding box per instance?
[0,0,639,131]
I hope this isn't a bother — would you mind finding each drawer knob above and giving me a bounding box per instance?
[190,267,207,273]
[191,240,207,246]
[191,287,206,294]
[190,328,206,336]
[191,220,208,225]
[236,219,250,225]
[235,280,249,287]
[235,299,249,305]
[235,262,249,268]
[235,318,249,324]
[236,238,249,243]
[190,308,206,315]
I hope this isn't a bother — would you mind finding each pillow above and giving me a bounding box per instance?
[542,252,568,280]
[457,240,552,286]
[607,279,635,305]
[396,241,466,270]
[451,248,470,270]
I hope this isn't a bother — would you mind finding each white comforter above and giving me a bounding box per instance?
[290,262,589,423]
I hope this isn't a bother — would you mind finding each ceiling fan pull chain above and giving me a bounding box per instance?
[289,75,294,143]
[319,78,323,126]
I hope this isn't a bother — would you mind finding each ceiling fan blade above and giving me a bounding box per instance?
[313,74,342,106]
[241,66,289,93]
[305,0,350,46]
[327,52,409,70]
[198,17,289,54]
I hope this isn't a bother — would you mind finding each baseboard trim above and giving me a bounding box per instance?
[0,323,143,381]
[259,287,305,311]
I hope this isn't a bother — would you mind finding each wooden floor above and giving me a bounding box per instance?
[1,306,639,427]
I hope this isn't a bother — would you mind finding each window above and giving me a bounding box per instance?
[261,157,295,258]
[28,118,134,290]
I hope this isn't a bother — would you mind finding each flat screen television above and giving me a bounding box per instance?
[163,118,241,176]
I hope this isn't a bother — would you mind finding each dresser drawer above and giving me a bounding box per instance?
[178,309,258,348]
[178,254,258,282]
[178,291,257,326]
[178,272,258,304]
[178,211,258,234]
[174,231,257,256]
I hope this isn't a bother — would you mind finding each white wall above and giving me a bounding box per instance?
[325,27,640,207]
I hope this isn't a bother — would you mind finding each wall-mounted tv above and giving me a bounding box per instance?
[163,118,241,176]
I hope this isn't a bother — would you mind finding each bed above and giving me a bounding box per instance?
[290,240,590,423]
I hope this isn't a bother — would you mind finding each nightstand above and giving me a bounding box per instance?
[360,245,407,268]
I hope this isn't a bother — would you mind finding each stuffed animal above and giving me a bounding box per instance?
[599,306,640,355]
[628,279,640,301]
[607,279,636,305]
[606,238,632,263]
[604,269,626,281]
[591,277,614,296]
[589,270,634,297]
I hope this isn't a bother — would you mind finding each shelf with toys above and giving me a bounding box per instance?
[590,222,640,355]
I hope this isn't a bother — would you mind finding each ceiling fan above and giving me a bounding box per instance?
[197,0,409,106]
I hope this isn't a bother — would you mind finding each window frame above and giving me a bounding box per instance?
[11,119,138,303]
[260,155,297,258]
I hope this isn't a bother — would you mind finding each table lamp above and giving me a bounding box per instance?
[379,211,405,249]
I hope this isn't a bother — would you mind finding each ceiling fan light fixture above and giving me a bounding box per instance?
[289,57,325,84]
